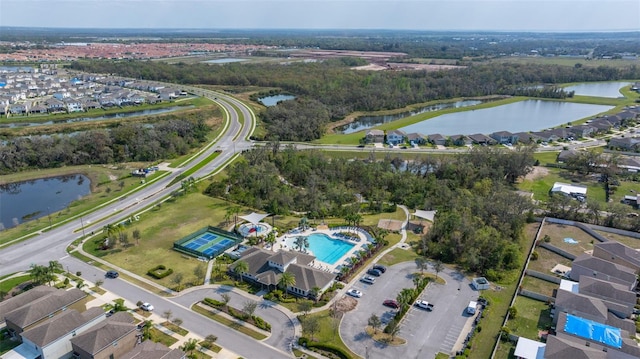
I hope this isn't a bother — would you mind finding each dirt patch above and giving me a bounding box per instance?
[525,166,549,181]
[334,296,358,313]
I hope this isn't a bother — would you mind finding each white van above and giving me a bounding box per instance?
[467,301,477,315]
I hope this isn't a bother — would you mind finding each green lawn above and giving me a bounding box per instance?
[0,275,32,293]
[300,310,361,359]
[149,328,178,347]
[378,248,420,266]
[517,167,606,203]
[192,304,267,340]
[521,275,557,298]
[506,296,552,340]
[161,322,189,336]
[532,152,560,165]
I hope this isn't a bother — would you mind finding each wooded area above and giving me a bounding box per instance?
[0,118,210,173]
[70,59,640,141]
[204,145,535,277]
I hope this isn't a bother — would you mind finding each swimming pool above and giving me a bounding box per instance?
[305,233,355,265]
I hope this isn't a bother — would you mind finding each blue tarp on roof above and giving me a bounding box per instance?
[564,314,622,348]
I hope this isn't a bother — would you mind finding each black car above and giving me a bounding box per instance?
[372,264,387,273]
[106,270,119,278]
[367,268,383,277]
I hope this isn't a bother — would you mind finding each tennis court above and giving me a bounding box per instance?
[174,226,242,260]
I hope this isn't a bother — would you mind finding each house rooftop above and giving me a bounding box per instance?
[70,312,136,355]
[0,286,56,324]
[21,307,105,347]
[4,288,87,329]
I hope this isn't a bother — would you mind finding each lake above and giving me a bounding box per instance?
[259,94,296,107]
[1,106,193,129]
[0,174,91,230]
[338,100,485,134]
[564,81,631,98]
[399,100,614,136]
[203,58,247,64]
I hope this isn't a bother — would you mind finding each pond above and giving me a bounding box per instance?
[399,100,614,136]
[202,58,248,64]
[259,94,296,107]
[1,106,193,128]
[0,174,91,230]
[337,100,485,134]
[564,81,631,98]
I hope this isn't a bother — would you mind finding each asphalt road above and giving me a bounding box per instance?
[340,261,478,359]
[0,90,295,359]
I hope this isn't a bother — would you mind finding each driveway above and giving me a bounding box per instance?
[340,261,478,358]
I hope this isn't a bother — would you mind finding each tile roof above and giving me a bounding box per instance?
[21,307,104,347]
[119,340,185,359]
[0,286,56,323]
[70,312,136,355]
[4,288,86,329]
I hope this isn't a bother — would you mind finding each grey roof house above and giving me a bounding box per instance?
[592,241,640,272]
[569,254,637,290]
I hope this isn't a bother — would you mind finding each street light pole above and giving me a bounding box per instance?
[80,216,86,238]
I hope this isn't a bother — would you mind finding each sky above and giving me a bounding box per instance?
[1,0,639,32]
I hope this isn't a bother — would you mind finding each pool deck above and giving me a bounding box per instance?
[270,228,371,274]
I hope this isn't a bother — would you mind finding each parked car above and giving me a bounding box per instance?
[372,264,387,273]
[140,302,154,311]
[105,270,119,278]
[383,300,399,309]
[346,289,363,298]
[360,275,376,284]
[366,268,383,277]
[415,300,434,311]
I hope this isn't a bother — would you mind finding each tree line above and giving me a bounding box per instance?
[0,118,210,173]
[204,145,536,277]
[69,59,640,141]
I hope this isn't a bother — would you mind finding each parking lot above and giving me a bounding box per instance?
[340,261,478,358]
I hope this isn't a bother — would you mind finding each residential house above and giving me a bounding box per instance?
[617,111,637,124]
[490,131,518,144]
[569,125,595,138]
[547,128,573,140]
[17,308,106,359]
[617,156,640,172]
[553,289,608,325]
[0,287,57,326]
[70,312,138,359]
[230,247,335,299]
[449,134,472,146]
[556,150,580,163]
[468,133,496,145]
[603,115,623,127]
[119,340,185,359]
[386,130,406,146]
[427,133,446,146]
[64,98,83,113]
[513,132,543,144]
[405,133,426,145]
[608,137,640,151]
[588,119,613,133]
[45,98,65,113]
[364,129,384,144]
[9,103,28,115]
[29,104,47,114]
[557,280,635,320]
[52,91,70,100]
[592,241,640,272]
[569,255,637,290]
[550,182,587,199]
[530,130,559,143]
[3,288,87,337]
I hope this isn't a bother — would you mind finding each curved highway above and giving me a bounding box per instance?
[0,90,294,358]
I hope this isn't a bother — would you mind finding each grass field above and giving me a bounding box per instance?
[149,327,178,347]
[0,275,32,293]
[301,310,362,359]
[539,223,597,257]
[521,275,557,297]
[378,248,420,266]
[527,247,572,274]
[192,304,267,340]
[594,230,640,249]
[517,167,606,203]
[506,296,552,340]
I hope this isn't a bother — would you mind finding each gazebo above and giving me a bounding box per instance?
[238,212,271,237]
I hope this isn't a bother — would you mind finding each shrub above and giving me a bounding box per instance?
[203,298,225,308]
[298,337,309,346]
[531,251,539,260]
[147,265,173,279]
[76,271,82,276]
[63,278,70,285]
[252,315,271,331]
[543,234,551,243]
[306,343,350,359]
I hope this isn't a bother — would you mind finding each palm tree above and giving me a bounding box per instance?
[180,338,198,356]
[278,272,296,298]
[265,231,277,251]
[396,288,414,311]
[299,217,309,231]
[353,213,363,228]
[310,286,321,302]
[29,264,48,285]
[47,260,63,285]
[233,260,249,283]
[141,320,153,340]
[293,236,309,253]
